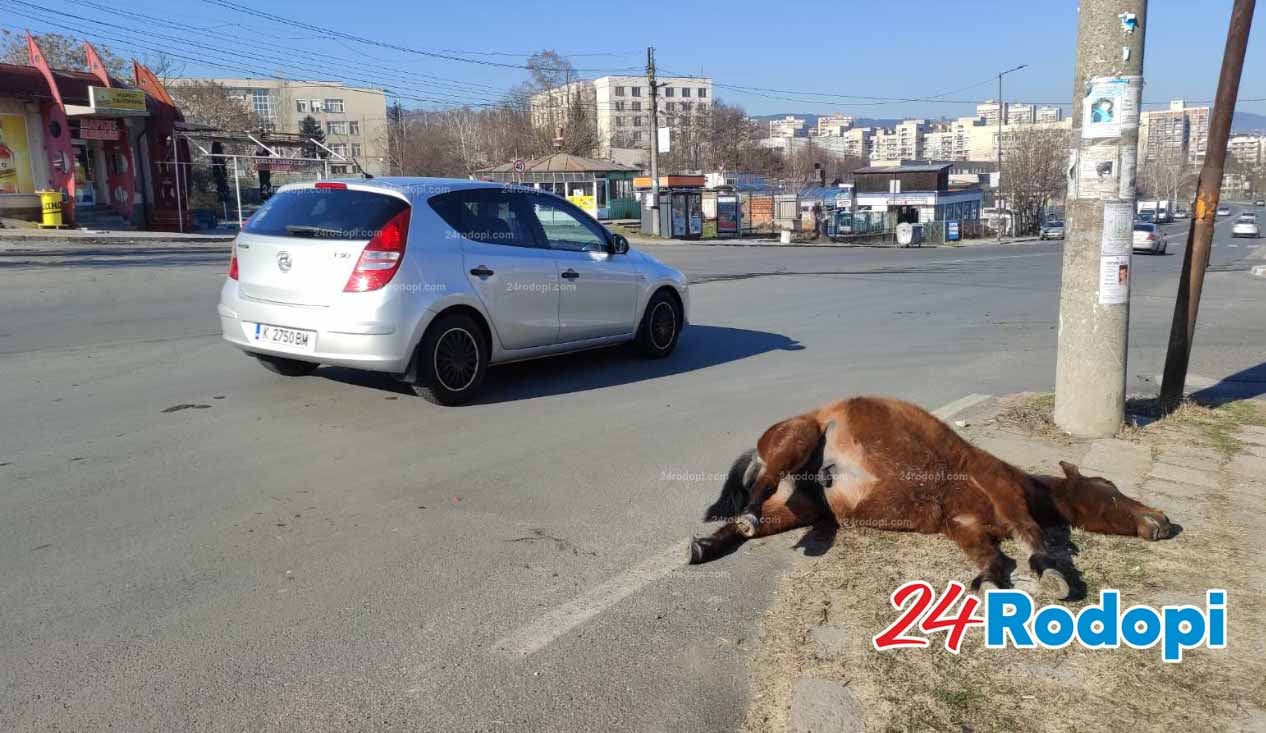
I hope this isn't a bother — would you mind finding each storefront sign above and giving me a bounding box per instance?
[89,86,147,114]
[79,118,121,141]
[567,194,595,214]
[0,113,34,194]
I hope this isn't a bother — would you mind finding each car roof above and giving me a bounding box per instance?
[273,177,536,203]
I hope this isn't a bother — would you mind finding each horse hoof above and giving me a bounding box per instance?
[1039,569,1071,600]
[687,538,707,564]
[735,513,759,538]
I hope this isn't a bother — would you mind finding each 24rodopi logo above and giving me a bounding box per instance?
[873,581,1226,663]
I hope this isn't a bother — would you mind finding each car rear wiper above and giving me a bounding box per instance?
[285,225,344,238]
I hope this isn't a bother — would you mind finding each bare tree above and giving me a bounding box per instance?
[1002,126,1069,234]
[0,30,127,77]
[1139,142,1195,205]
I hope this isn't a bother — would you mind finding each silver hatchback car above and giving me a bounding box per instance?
[219,178,689,404]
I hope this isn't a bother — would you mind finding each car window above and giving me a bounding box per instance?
[1133,224,1155,232]
[244,188,408,240]
[530,196,608,253]
[429,189,538,247]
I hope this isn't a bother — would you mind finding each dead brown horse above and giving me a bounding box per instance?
[688,397,1179,599]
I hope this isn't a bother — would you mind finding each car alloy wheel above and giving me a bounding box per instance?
[650,301,677,351]
[433,327,480,393]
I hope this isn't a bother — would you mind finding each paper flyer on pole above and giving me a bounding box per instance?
[1099,255,1131,305]
[1101,202,1134,256]
[1082,76,1142,139]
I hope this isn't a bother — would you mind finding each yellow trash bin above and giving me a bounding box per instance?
[38,190,64,228]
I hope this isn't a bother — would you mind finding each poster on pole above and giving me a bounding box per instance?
[1081,75,1142,139]
[657,126,671,153]
[1077,142,1121,200]
[1101,201,1134,256]
[1099,254,1131,305]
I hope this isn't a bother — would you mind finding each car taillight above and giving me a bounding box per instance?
[344,208,411,292]
[228,244,239,280]
[1148,234,1156,241]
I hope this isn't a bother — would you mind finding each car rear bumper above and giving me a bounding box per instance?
[218,280,415,372]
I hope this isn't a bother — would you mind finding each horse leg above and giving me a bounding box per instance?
[689,481,823,564]
[944,515,1012,591]
[972,473,1078,600]
[735,416,823,538]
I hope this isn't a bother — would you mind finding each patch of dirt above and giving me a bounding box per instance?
[742,395,1266,732]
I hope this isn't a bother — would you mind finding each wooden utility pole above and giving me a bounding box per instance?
[1159,0,1256,412]
[1053,0,1148,437]
[648,47,662,236]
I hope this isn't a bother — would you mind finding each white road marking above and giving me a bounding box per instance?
[1230,244,1240,248]
[932,393,992,420]
[493,392,993,657]
[493,542,689,657]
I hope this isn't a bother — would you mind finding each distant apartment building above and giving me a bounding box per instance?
[814,113,855,137]
[769,115,808,138]
[871,120,926,162]
[837,127,873,159]
[1035,105,1063,123]
[1138,99,1211,166]
[174,78,389,175]
[1228,134,1265,166]
[976,100,1007,126]
[1005,104,1036,125]
[529,75,712,156]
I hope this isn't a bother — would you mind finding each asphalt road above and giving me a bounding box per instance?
[2,210,1265,731]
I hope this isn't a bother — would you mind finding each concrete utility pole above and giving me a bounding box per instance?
[994,65,1026,241]
[1159,0,1256,412]
[647,46,662,236]
[1053,0,1148,437]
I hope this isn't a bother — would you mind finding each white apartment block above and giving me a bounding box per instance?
[976,100,1007,126]
[871,119,926,161]
[531,75,712,155]
[1228,134,1264,166]
[769,115,808,138]
[814,113,855,137]
[1035,105,1063,123]
[1006,103,1036,125]
[175,78,389,176]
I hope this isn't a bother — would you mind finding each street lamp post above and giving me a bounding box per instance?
[996,64,1027,241]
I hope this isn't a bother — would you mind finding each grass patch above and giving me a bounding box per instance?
[1125,397,1266,456]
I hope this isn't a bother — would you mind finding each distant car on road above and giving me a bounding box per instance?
[1039,220,1065,240]
[1217,206,1232,216]
[1133,223,1168,254]
[1256,200,1265,207]
[1137,211,1155,224]
[219,178,689,405]
[1238,212,1257,222]
[1173,209,1190,220]
[1232,219,1261,238]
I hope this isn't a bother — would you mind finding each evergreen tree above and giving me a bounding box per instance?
[299,115,326,159]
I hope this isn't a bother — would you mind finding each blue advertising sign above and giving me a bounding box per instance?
[947,220,961,241]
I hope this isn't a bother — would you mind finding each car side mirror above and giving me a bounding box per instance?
[609,233,629,255]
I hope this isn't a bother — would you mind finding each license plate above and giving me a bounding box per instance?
[245,322,316,353]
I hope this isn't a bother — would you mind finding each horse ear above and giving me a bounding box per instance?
[1059,461,1081,479]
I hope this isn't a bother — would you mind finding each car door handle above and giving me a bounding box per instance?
[470,266,494,277]
[561,269,580,280]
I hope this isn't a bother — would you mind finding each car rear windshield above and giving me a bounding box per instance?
[1134,224,1155,232]
[243,188,408,240]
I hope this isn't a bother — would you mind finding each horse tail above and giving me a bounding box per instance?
[704,449,762,521]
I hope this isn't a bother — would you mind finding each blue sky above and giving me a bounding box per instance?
[10,0,1265,118]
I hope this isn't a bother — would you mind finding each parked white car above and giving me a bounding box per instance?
[1132,223,1168,254]
[219,178,689,404]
